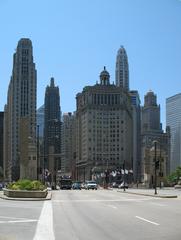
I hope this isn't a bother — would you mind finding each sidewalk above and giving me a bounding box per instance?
[117,188,180,198]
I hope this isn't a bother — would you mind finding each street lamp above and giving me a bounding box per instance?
[159,142,164,189]
[37,124,40,181]
[153,140,158,195]
[123,160,126,192]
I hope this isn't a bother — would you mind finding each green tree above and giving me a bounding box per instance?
[167,166,181,185]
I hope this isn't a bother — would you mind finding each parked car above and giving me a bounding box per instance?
[81,182,86,189]
[118,182,128,189]
[112,180,122,188]
[85,181,98,190]
[0,182,3,190]
[72,182,82,190]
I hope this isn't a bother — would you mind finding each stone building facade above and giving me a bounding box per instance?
[141,91,170,186]
[76,67,133,181]
[61,112,76,177]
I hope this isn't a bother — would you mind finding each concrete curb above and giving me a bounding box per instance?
[117,190,177,198]
[0,191,52,201]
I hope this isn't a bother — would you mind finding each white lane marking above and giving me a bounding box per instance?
[33,201,55,240]
[0,204,42,209]
[107,204,117,209]
[150,202,167,207]
[0,215,29,220]
[135,216,160,226]
[0,215,38,224]
[0,219,37,224]
[53,198,153,203]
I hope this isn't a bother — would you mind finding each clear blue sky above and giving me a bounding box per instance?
[0,0,181,128]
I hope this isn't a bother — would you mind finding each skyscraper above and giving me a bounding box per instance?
[115,46,129,91]
[4,38,37,181]
[37,105,45,138]
[37,105,45,179]
[44,78,61,184]
[141,90,170,185]
[129,91,141,182]
[61,112,76,177]
[141,90,161,132]
[166,93,181,173]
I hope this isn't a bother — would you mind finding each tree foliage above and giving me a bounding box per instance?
[167,166,181,184]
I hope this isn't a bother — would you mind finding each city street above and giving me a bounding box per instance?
[0,189,181,240]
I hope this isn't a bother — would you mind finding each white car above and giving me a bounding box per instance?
[85,181,98,190]
[118,182,128,189]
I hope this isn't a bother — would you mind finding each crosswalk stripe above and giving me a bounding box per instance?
[33,201,55,240]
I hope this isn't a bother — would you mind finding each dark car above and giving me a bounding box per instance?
[72,182,82,190]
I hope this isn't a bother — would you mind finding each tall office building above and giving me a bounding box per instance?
[141,90,170,185]
[166,93,181,173]
[37,105,44,138]
[61,112,76,177]
[0,112,4,178]
[37,105,45,178]
[116,46,141,181]
[129,91,141,182]
[4,38,37,181]
[44,78,61,183]
[115,46,129,91]
[141,90,161,132]
[76,67,133,181]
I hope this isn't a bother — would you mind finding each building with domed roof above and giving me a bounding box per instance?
[76,67,133,181]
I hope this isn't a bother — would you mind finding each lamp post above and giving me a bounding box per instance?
[159,143,162,189]
[37,124,40,181]
[43,138,46,184]
[153,140,158,195]
[123,160,126,192]
[158,142,164,189]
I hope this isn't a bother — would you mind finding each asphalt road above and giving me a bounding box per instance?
[0,189,181,240]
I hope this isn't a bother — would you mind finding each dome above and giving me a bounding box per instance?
[100,66,110,78]
[99,66,110,85]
